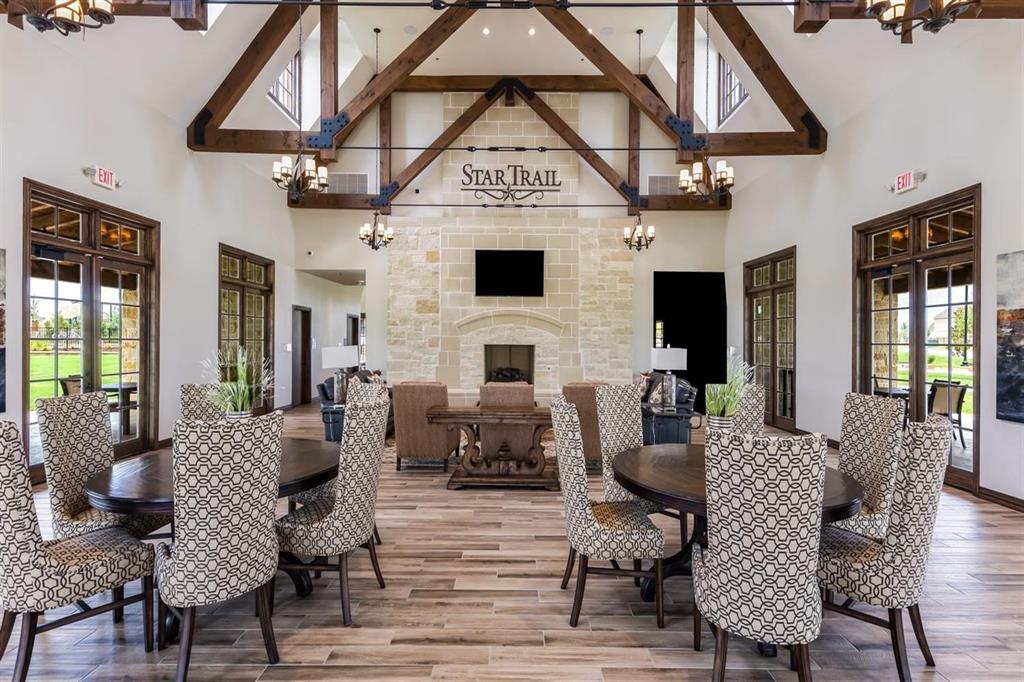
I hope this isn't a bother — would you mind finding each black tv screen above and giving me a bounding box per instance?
[475,250,544,297]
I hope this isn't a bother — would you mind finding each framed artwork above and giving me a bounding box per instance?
[996,250,1024,423]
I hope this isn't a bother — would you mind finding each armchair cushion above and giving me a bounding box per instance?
[393,382,459,461]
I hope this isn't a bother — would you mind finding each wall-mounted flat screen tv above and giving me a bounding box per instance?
[475,250,545,297]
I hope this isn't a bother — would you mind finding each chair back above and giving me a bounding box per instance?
[928,380,965,417]
[837,392,903,519]
[595,384,644,503]
[347,376,388,403]
[317,378,335,405]
[732,384,766,435]
[881,417,951,603]
[179,383,223,421]
[0,421,45,607]
[702,430,827,644]
[393,382,457,460]
[36,392,114,539]
[479,382,535,459]
[59,376,83,396]
[167,412,284,606]
[550,396,598,548]
[561,382,606,462]
[324,396,390,546]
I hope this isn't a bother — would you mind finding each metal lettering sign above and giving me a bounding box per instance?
[460,163,562,202]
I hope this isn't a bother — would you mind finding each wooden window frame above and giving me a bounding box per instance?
[268,51,301,124]
[22,179,161,483]
[218,244,275,413]
[852,184,981,493]
[743,245,797,432]
[718,53,749,127]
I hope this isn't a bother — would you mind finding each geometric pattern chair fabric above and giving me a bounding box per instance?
[731,384,766,436]
[594,384,661,515]
[830,392,904,539]
[692,430,828,680]
[550,396,665,628]
[36,392,170,540]
[817,417,952,681]
[155,413,284,677]
[179,383,224,421]
[0,420,155,680]
[276,395,390,625]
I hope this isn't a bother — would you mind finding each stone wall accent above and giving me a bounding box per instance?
[386,217,635,404]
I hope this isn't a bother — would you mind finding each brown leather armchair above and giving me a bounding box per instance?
[562,382,607,464]
[479,382,535,463]
[392,382,460,471]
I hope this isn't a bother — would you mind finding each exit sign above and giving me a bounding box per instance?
[91,166,117,190]
[893,170,919,194]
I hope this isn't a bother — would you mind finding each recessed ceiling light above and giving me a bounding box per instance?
[528,27,536,36]
[403,25,417,35]
[600,26,614,37]
[482,27,490,36]
[587,27,593,34]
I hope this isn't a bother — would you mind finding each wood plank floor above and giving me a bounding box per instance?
[6,403,1023,681]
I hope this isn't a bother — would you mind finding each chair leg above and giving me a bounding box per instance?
[366,539,386,589]
[793,643,813,682]
[692,606,701,651]
[560,548,577,590]
[908,604,936,666]
[633,559,642,587]
[712,626,729,682]
[569,555,588,627]
[12,612,38,682]
[112,585,124,623]
[373,524,382,546]
[0,610,16,661]
[339,552,353,626]
[396,457,401,472]
[157,596,167,651]
[888,608,912,682]
[175,607,196,682]
[142,576,154,653]
[654,558,665,629]
[958,423,966,448]
[288,500,296,513]
[443,458,448,472]
[255,581,280,665]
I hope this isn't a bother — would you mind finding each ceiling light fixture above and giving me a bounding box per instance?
[624,214,655,252]
[272,7,328,204]
[866,0,977,35]
[361,28,394,251]
[24,0,114,35]
[482,26,490,35]
[528,27,536,36]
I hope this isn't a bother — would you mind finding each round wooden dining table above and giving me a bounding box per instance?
[85,437,339,639]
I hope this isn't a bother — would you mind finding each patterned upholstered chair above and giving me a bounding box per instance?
[692,430,827,682]
[276,395,390,625]
[595,384,661,515]
[562,382,607,464]
[36,393,172,549]
[179,383,223,421]
[831,392,904,539]
[155,413,284,678]
[731,384,766,436]
[817,417,952,682]
[550,396,666,629]
[0,421,155,681]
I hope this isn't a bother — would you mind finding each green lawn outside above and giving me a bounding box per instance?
[28,353,122,406]
[890,347,975,417]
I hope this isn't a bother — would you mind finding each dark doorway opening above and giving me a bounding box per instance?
[653,272,727,414]
[291,306,312,407]
[346,314,360,346]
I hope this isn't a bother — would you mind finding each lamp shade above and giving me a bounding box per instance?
[651,347,687,371]
[322,345,359,369]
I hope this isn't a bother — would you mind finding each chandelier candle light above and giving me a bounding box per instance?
[25,0,114,34]
[623,215,655,252]
[679,159,735,202]
[866,0,977,35]
[360,211,394,251]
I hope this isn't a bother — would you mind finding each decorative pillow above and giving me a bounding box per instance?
[647,377,664,405]
[636,373,651,402]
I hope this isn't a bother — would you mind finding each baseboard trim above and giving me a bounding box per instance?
[978,487,1024,513]
[156,437,172,449]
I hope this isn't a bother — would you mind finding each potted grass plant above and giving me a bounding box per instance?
[704,354,754,432]
[203,346,274,420]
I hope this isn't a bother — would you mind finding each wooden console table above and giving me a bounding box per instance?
[425,405,560,491]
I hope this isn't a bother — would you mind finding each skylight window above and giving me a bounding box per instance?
[718,54,748,126]
[268,52,301,124]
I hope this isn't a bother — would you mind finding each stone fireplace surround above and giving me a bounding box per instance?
[386,217,635,405]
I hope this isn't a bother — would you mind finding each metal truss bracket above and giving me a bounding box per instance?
[305,112,351,149]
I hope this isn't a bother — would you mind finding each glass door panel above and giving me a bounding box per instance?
[752,294,772,401]
[775,288,795,424]
[96,263,147,451]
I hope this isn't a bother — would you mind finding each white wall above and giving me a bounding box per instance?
[0,27,298,439]
[290,271,363,394]
[722,25,1024,499]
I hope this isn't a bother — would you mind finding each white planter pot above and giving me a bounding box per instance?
[225,410,253,421]
[706,415,734,432]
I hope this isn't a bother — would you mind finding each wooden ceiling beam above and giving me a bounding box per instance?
[702,131,824,156]
[677,4,696,162]
[828,0,1024,19]
[170,0,206,31]
[396,75,623,92]
[307,6,477,151]
[794,0,830,32]
[195,128,305,154]
[627,102,641,214]
[378,95,392,212]
[319,2,339,161]
[188,4,309,149]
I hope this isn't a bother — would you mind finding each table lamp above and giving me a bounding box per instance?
[650,346,687,411]
[321,345,360,403]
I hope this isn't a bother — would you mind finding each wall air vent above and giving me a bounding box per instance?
[327,173,369,194]
[647,174,684,196]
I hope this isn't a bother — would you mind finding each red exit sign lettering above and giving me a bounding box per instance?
[893,170,918,194]
[92,166,117,190]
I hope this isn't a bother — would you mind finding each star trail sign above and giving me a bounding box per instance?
[460,163,562,202]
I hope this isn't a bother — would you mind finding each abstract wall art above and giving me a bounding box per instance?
[996,250,1024,423]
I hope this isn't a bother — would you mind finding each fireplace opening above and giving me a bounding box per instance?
[485,344,535,384]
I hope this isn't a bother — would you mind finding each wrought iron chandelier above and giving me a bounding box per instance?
[360,211,394,250]
[866,0,977,35]
[271,7,328,204]
[678,159,734,202]
[24,0,114,35]
[623,214,655,252]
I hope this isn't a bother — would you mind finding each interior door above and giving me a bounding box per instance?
[291,307,311,406]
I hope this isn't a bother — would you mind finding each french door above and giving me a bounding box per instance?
[24,181,159,480]
[744,247,796,431]
[854,186,979,491]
